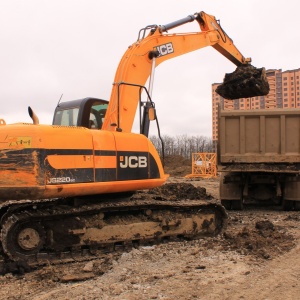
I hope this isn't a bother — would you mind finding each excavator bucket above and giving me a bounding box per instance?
[216,64,270,100]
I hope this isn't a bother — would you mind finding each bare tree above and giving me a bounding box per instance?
[149,135,214,159]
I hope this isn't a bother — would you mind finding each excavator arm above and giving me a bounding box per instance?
[196,12,250,66]
[102,11,266,133]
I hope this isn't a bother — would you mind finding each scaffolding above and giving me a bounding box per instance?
[185,153,217,178]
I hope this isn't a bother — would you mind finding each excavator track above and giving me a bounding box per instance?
[0,196,227,273]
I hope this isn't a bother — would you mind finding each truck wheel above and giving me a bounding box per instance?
[221,200,232,210]
[282,199,294,211]
[231,200,243,210]
[294,201,300,211]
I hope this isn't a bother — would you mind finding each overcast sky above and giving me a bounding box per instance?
[1,0,299,137]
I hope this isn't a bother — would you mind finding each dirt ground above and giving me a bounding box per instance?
[1,156,300,300]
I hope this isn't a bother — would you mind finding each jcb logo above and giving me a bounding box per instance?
[120,156,147,168]
[154,42,174,57]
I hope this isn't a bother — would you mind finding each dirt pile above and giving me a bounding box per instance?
[223,217,295,260]
[162,155,191,177]
[151,182,213,200]
[132,182,213,202]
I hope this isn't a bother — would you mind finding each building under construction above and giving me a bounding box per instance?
[212,68,300,142]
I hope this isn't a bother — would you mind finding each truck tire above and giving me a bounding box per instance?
[221,200,232,210]
[221,199,243,210]
[294,201,300,211]
[282,199,294,211]
[231,199,243,210]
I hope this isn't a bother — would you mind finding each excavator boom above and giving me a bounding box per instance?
[103,11,268,133]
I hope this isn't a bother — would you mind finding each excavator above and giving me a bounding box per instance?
[0,11,269,272]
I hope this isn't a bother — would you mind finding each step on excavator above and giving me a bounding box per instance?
[0,10,269,273]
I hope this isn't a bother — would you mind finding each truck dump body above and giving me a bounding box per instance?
[218,108,300,169]
[218,108,300,210]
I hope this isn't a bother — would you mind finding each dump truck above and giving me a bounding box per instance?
[218,108,300,210]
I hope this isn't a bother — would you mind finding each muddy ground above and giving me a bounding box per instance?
[1,156,300,300]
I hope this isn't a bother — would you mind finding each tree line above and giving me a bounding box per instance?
[149,135,214,160]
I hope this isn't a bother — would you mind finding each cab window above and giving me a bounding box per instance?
[53,107,79,126]
[88,102,108,129]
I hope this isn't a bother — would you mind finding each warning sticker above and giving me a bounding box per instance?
[8,136,32,148]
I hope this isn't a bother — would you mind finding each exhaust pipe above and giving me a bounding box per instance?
[28,106,39,125]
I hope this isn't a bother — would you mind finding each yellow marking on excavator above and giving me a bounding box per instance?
[8,136,32,148]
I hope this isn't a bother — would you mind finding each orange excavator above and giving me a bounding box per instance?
[0,11,268,272]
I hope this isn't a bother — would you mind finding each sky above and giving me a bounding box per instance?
[1,0,299,137]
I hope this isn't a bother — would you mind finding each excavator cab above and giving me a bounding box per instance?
[53,97,108,129]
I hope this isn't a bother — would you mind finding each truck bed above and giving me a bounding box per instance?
[218,108,300,171]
